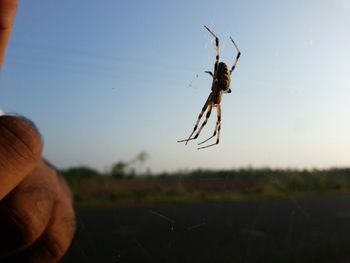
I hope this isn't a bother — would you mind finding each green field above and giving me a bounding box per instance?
[61,167,350,205]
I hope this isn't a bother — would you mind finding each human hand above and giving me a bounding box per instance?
[0,0,18,69]
[0,115,76,262]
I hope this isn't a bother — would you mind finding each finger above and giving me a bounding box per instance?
[1,164,76,263]
[2,202,75,263]
[45,159,73,202]
[0,161,57,257]
[0,115,42,200]
[0,0,19,69]
[23,190,76,263]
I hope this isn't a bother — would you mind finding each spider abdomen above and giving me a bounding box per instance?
[216,62,231,91]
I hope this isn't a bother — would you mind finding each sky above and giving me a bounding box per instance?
[1,0,350,173]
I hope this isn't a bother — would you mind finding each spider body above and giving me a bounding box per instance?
[216,62,231,93]
[178,26,241,150]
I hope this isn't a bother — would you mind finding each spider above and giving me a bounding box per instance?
[178,26,241,150]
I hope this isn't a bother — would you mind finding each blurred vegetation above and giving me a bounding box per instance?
[110,151,149,179]
[60,153,350,205]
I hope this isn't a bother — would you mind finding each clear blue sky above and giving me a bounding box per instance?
[1,0,350,173]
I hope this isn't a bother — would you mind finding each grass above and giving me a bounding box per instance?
[62,167,350,205]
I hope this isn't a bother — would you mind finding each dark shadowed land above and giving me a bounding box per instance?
[62,195,350,263]
[61,167,350,262]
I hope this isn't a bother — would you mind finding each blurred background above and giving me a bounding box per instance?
[1,0,349,173]
[1,1,350,262]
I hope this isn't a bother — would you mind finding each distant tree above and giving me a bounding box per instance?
[110,151,150,179]
[110,161,128,179]
[129,151,149,165]
[61,166,101,181]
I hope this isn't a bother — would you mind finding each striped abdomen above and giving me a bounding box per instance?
[216,62,231,92]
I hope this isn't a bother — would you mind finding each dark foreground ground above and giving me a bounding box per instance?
[62,195,350,263]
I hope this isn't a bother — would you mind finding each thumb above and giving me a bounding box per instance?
[0,0,19,69]
[0,116,42,199]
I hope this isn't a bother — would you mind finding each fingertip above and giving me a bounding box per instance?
[0,115,43,161]
[0,115,43,199]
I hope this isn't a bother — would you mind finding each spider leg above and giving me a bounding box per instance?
[178,104,213,144]
[204,71,214,78]
[197,105,220,146]
[229,37,241,74]
[177,96,211,144]
[204,26,220,79]
[198,104,221,150]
